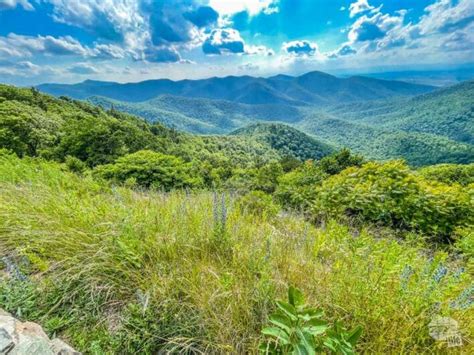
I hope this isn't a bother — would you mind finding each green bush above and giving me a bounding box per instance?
[312,161,473,237]
[94,150,200,190]
[65,156,87,174]
[318,149,364,175]
[418,163,474,186]
[275,161,328,210]
[237,191,280,219]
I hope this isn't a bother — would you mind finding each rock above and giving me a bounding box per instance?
[0,308,80,355]
[0,328,14,353]
[8,335,54,355]
[16,321,49,340]
[50,338,81,355]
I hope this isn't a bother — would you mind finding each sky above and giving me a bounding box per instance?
[0,0,473,85]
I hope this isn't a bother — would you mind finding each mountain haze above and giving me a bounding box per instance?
[38,71,435,105]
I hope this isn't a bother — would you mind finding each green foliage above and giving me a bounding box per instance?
[260,286,361,354]
[418,163,474,186]
[94,150,200,190]
[275,161,328,210]
[313,161,474,237]
[232,123,334,162]
[237,191,280,219]
[318,149,364,175]
[65,155,87,174]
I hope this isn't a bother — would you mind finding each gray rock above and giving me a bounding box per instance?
[50,338,81,355]
[8,335,54,355]
[0,328,14,353]
[0,309,79,355]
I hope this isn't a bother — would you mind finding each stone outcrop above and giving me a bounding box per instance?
[0,309,80,354]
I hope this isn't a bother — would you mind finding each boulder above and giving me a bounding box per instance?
[0,308,80,354]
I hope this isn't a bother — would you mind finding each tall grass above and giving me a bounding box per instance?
[0,154,472,353]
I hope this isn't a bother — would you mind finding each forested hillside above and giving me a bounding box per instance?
[327,80,474,144]
[0,84,333,186]
[89,95,304,134]
[37,76,473,166]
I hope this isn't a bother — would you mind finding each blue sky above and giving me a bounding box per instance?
[0,0,473,85]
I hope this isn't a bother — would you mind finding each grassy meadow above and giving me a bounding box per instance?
[0,153,472,353]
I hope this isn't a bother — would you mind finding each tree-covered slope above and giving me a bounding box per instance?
[231,123,334,161]
[89,95,304,134]
[326,80,474,144]
[0,84,333,168]
[297,116,474,166]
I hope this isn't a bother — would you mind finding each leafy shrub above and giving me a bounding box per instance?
[94,150,200,190]
[418,163,474,186]
[275,161,328,210]
[318,149,364,176]
[312,161,473,238]
[260,286,362,354]
[65,156,87,174]
[237,191,279,218]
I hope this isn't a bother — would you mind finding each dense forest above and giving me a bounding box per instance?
[69,80,474,166]
[0,84,473,354]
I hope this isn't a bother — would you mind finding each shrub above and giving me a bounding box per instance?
[65,155,87,174]
[237,191,280,219]
[275,161,327,210]
[418,163,474,186]
[94,150,200,190]
[318,149,364,176]
[312,161,473,238]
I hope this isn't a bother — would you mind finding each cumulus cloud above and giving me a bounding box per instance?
[348,12,404,43]
[327,44,357,58]
[184,6,219,27]
[203,28,245,54]
[417,0,474,35]
[0,0,33,11]
[68,63,99,75]
[208,0,278,16]
[348,0,380,18]
[282,40,318,57]
[245,45,275,56]
[0,34,90,58]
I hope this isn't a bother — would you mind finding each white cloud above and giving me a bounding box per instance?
[282,40,319,57]
[68,63,99,75]
[0,0,33,11]
[417,0,474,35]
[348,12,404,43]
[202,28,273,56]
[0,34,90,58]
[349,0,381,18]
[209,0,278,16]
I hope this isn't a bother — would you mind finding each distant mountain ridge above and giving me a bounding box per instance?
[37,71,435,106]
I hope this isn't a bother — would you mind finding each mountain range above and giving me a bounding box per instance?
[38,71,434,106]
[36,71,474,166]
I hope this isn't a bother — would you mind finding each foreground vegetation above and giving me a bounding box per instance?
[0,152,472,353]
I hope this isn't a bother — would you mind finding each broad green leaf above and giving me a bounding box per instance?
[288,286,304,307]
[276,301,298,321]
[347,325,363,345]
[292,344,311,355]
[296,329,316,355]
[262,327,290,345]
[299,308,324,321]
[269,314,292,332]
